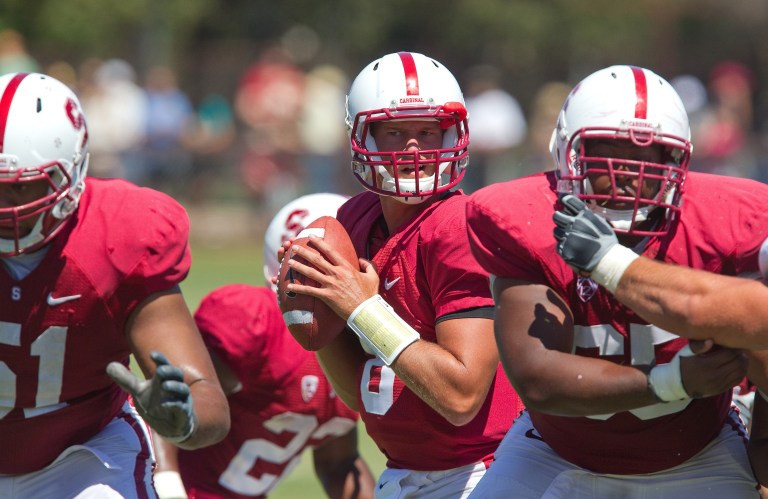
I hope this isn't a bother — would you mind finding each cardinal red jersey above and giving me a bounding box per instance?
[178,284,359,499]
[0,178,190,474]
[466,170,768,474]
[336,190,522,471]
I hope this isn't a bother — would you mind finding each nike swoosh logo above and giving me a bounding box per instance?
[47,293,82,306]
[384,277,400,290]
[524,428,544,441]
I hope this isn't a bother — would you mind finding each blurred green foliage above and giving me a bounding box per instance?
[2,0,766,108]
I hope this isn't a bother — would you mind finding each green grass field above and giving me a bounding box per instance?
[181,240,387,498]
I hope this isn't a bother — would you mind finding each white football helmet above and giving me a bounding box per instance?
[263,192,349,289]
[550,65,692,237]
[0,72,89,256]
[345,52,469,204]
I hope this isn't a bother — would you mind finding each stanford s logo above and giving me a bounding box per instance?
[65,97,88,148]
[301,375,319,402]
[65,98,85,130]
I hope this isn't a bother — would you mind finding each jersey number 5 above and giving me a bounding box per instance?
[0,322,67,419]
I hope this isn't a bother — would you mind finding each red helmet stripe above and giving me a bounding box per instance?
[397,52,419,95]
[630,66,648,119]
[0,73,29,153]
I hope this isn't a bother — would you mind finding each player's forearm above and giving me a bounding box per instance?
[341,458,376,499]
[318,457,376,499]
[509,351,661,416]
[393,340,493,426]
[153,430,181,471]
[615,258,768,349]
[177,380,230,449]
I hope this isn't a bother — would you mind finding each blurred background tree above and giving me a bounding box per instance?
[4,0,767,105]
[2,0,767,236]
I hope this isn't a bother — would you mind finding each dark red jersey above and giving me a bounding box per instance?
[0,178,191,474]
[337,191,522,471]
[179,285,358,498]
[466,170,768,474]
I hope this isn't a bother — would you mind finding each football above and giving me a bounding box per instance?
[277,216,358,350]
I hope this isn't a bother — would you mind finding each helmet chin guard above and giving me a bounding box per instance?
[346,52,470,203]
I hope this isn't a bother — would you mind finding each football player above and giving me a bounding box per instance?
[552,192,768,489]
[281,52,522,498]
[152,193,376,499]
[465,65,768,497]
[0,72,229,497]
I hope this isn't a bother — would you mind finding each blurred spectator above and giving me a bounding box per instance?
[186,93,237,206]
[297,63,354,195]
[235,47,306,215]
[521,80,571,173]
[0,29,39,74]
[79,58,146,179]
[45,60,79,93]
[137,65,197,197]
[464,64,527,190]
[670,74,708,117]
[689,60,759,179]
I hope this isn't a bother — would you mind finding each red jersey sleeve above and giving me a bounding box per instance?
[81,179,192,316]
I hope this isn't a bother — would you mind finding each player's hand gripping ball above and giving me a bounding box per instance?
[277,216,358,350]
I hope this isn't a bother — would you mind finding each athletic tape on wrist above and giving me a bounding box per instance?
[648,345,694,402]
[590,245,640,293]
[347,294,419,366]
[153,471,188,499]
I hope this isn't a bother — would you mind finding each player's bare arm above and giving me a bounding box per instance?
[492,277,747,416]
[615,260,768,349]
[120,288,230,449]
[313,426,375,499]
[151,431,187,499]
[391,317,499,426]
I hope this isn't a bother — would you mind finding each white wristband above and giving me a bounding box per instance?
[759,388,768,402]
[347,294,419,366]
[154,471,188,499]
[590,244,640,293]
[648,345,694,402]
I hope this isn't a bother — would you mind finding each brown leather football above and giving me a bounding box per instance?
[277,216,358,350]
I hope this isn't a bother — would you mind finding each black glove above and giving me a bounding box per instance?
[553,194,619,274]
[107,351,197,443]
